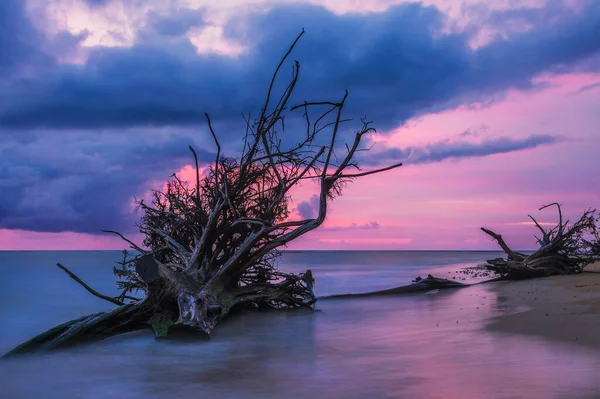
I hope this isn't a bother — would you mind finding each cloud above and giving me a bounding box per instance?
[458,124,489,138]
[0,129,215,233]
[0,129,562,234]
[46,30,90,61]
[296,194,320,219]
[144,8,206,37]
[82,0,111,6]
[0,1,596,237]
[323,221,381,231]
[575,81,600,94]
[367,134,559,165]
[504,221,557,226]
[1,2,600,131]
[0,0,53,75]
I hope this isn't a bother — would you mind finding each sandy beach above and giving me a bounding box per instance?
[487,262,600,349]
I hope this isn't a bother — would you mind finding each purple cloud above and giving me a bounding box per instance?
[575,81,600,94]
[82,0,111,6]
[458,125,489,138]
[324,222,381,231]
[296,195,320,219]
[1,2,600,131]
[0,0,53,74]
[365,134,560,166]
[145,8,206,37]
[0,0,597,236]
[0,130,215,233]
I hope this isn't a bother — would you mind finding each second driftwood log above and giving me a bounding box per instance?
[481,203,599,280]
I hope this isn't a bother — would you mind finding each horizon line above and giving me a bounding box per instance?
[0,249,536,252]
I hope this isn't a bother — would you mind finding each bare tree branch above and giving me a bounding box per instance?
[101,230,146,253]
[340,162,403,179]
[57,263,124,306]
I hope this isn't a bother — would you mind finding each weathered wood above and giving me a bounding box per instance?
[56,263,125,306]
[480,229,525,261]
[481,204,598,279]
[319,275,470,299]
[2,304,149,358]
[135,255,159,284]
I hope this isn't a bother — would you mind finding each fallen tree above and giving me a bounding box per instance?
[481,203,600,279]
[319,275,476,299]
[3,29,404,357]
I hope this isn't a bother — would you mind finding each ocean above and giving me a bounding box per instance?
[1,250,599,399]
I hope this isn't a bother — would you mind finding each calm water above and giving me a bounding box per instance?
[1,250,600,399]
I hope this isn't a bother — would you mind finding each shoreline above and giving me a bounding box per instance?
[486,262,600,349]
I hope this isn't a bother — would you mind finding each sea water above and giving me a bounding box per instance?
[1,250,599,399]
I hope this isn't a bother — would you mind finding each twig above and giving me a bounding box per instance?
[340,162,403,179]
[101,230,147,253]
[188,145,202,206]
[204,113,221,186]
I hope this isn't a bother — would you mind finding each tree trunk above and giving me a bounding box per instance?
[3,304,150,357]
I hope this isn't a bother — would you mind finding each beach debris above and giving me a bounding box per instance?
[319,275,469,299]
[481,203,599,280]
[3,30,403,357]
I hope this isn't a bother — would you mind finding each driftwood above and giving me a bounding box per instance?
[3,30,403,357]
[481,203,600,279]
[319,275,471,299]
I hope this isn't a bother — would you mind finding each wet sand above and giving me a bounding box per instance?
[487,262,600,349]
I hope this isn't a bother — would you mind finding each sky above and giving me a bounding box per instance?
[0,0,599,250]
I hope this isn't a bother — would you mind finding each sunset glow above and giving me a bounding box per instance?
[1,0,599,250]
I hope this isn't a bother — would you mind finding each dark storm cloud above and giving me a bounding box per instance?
[145,8,206,37]
[0,130,215,233]
[1,2,599,131]
[0,0,53,74]
[0,1,592,235]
